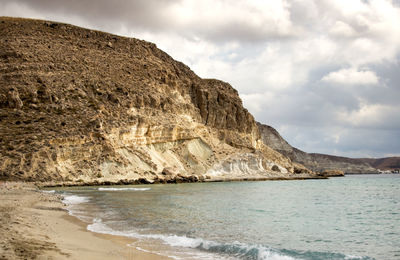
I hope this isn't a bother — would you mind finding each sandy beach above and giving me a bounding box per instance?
[0,182,169,260]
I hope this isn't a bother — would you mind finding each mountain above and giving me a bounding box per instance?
[0,17,318,184]
[356,157,400,171]
[257,122,399,174]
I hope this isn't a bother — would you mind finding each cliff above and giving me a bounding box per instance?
[0,17,316,184]
[257,122,380,174]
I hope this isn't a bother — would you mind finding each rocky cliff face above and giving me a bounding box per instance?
[0,17,315,184]
[257,122,379,174]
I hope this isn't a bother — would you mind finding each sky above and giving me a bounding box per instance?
[1,0,400,158]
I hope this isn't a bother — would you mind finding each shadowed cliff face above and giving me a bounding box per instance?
[0,17,313,184]
[257,122,382,174]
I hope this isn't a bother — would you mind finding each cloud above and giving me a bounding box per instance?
[0,0,298,43]
[168,0,297,42]
[329,21,357,37]
[336,102,400,129]
[1,0,399,157]
[321,68,379,85]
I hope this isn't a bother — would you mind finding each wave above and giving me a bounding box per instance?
[143,234,297,260]
[87,218,130,236]
[41,190,55,193]
[87,219,294,259]
[61,194,92,222]
[62,194,89,205]
[98,187,151,191]
[87,218,373,260]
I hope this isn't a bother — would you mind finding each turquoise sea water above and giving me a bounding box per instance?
[54,174,400,260]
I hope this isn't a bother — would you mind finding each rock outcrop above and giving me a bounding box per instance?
[320,170,345,177]
[0,17,318,184]
[257,122,380,174]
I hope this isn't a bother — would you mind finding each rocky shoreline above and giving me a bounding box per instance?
[34,174,330,188]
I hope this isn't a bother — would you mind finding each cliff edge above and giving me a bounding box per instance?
[0,17,316,184]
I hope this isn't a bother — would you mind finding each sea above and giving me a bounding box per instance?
[48,174,400,260]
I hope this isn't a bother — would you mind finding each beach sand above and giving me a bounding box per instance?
[0,182,169,260]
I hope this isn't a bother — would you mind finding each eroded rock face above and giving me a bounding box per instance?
[0,17,315,183]
[190,79,257,135]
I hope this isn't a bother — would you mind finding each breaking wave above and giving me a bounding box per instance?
[98,187,151,191]
[86,218,373,260]
[41,189,55,193]
[62,194,89,205]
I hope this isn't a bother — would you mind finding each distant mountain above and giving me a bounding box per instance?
[257,123,399,174]
[356,157,400,171]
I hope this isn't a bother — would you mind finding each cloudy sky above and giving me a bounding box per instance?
[2,0,400,158]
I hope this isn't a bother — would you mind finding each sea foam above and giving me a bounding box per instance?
[61,194,92,222]
[86,219,372,260]
[62,194,89,205]
[41,190,55,193]
[86,218,297,260]
[98,187,151,191]
[87,218,130,236]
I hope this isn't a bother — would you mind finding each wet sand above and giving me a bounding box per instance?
[0,181,169,260]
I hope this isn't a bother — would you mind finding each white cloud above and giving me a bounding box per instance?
[329,21,357,37]
[321,68,379,85]
[336,102,400,128]
[168,0,296,41]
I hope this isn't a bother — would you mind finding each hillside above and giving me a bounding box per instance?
[356,157,400,171]
[257,122,381,174]
[0,17,317,184]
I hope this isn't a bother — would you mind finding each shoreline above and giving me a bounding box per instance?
[35,175,329,188]
[0,181,169,260]
[0,176,337,259]
[1,177,328,259]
